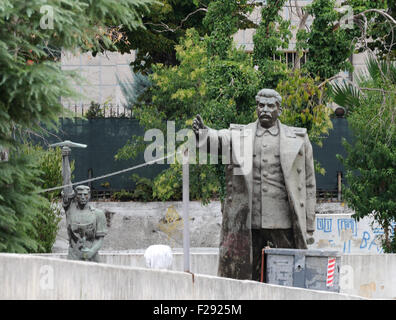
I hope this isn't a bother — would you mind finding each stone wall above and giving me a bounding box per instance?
[53,201,222,252]
[53,201,386,255]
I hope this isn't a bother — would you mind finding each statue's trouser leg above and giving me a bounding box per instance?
[251,229,295,282]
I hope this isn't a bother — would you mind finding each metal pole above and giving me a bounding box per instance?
[182,149,190,272]
[337,171,342,202]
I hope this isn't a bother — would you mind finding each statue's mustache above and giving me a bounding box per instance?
[259,113,272,118]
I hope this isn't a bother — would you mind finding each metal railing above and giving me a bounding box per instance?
[316,190,340,203]
[62,102,133,118]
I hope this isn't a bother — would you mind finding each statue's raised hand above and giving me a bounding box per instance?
[192,114,207,136]
[61,146,71,156]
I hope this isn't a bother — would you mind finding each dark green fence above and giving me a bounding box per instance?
[42,117,352,198]
[49,118,168,194]
[312,117,353,193]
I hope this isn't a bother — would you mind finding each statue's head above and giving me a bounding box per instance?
[75,185,90,208]
[255,89,282,128]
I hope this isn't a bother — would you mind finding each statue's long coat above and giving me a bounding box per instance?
[198,120,316,280]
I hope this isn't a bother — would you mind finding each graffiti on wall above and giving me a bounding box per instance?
[310,214,396,254]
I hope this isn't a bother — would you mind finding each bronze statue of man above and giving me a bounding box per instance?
[60,145,107,262]
[192,88,316,281]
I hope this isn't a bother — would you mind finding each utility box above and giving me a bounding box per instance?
[265,248,341,292]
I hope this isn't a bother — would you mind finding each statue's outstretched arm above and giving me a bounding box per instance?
[192,114,231,156]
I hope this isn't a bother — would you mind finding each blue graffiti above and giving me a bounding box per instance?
[316,217,332,233]
[391,222,396,236]
[372,227,384,234]
[343,240,351,253]
[337,218,357,237]
[360,231,370,249]
[360,231,383,253]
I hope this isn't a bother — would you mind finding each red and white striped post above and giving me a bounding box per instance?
[326,257,336,287]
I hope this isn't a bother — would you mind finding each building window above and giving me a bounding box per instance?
[273,51,308,68]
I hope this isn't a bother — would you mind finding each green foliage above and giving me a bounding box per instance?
[115,0,211,74]
[112,190,135,202]
[277,69,334,174]
[114,0,256,73]
[85,101,105,119]
[253,0,291,88]
[101,181,111,189]
[30,145,73,253]
[331,55,396,252]
[203,0,253,59]
[119,0,336,203]
[153,164,182,201]
[118,2,261,202]
[0,148,45,252]
[24,144,75,253]
[297,0,355,80]
[277,70,333,147]
[130,174,155,202]
[346,0,387,12]
[347,0,395,60]
[152,163,221,203]
[1,143,72,253]
[0,0,151,133]
[112,175,155,202]
[0,0,149,252]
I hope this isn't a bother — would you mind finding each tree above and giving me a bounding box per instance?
[112,0,257,74]
[114,0,210,74]
[253,0,291,88]
[0,0,150,252]
[346,0,395,60]
[118,0,260,203]
[296,0,355,80]
[276,69,333,174]
[331,55,396,252]
[118,28,260,202]
[118,0,334,203]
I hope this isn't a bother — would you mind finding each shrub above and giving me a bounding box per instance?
[25,144,74,253]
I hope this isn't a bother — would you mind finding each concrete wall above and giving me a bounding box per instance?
[37,250,396,299]
[0,254,363,300]
[41,249,220,276]
[341,254,396,299]
[53,201,389,255]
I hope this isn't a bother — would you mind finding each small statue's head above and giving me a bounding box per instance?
[255,89,282,128]
[75,185,90,207]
